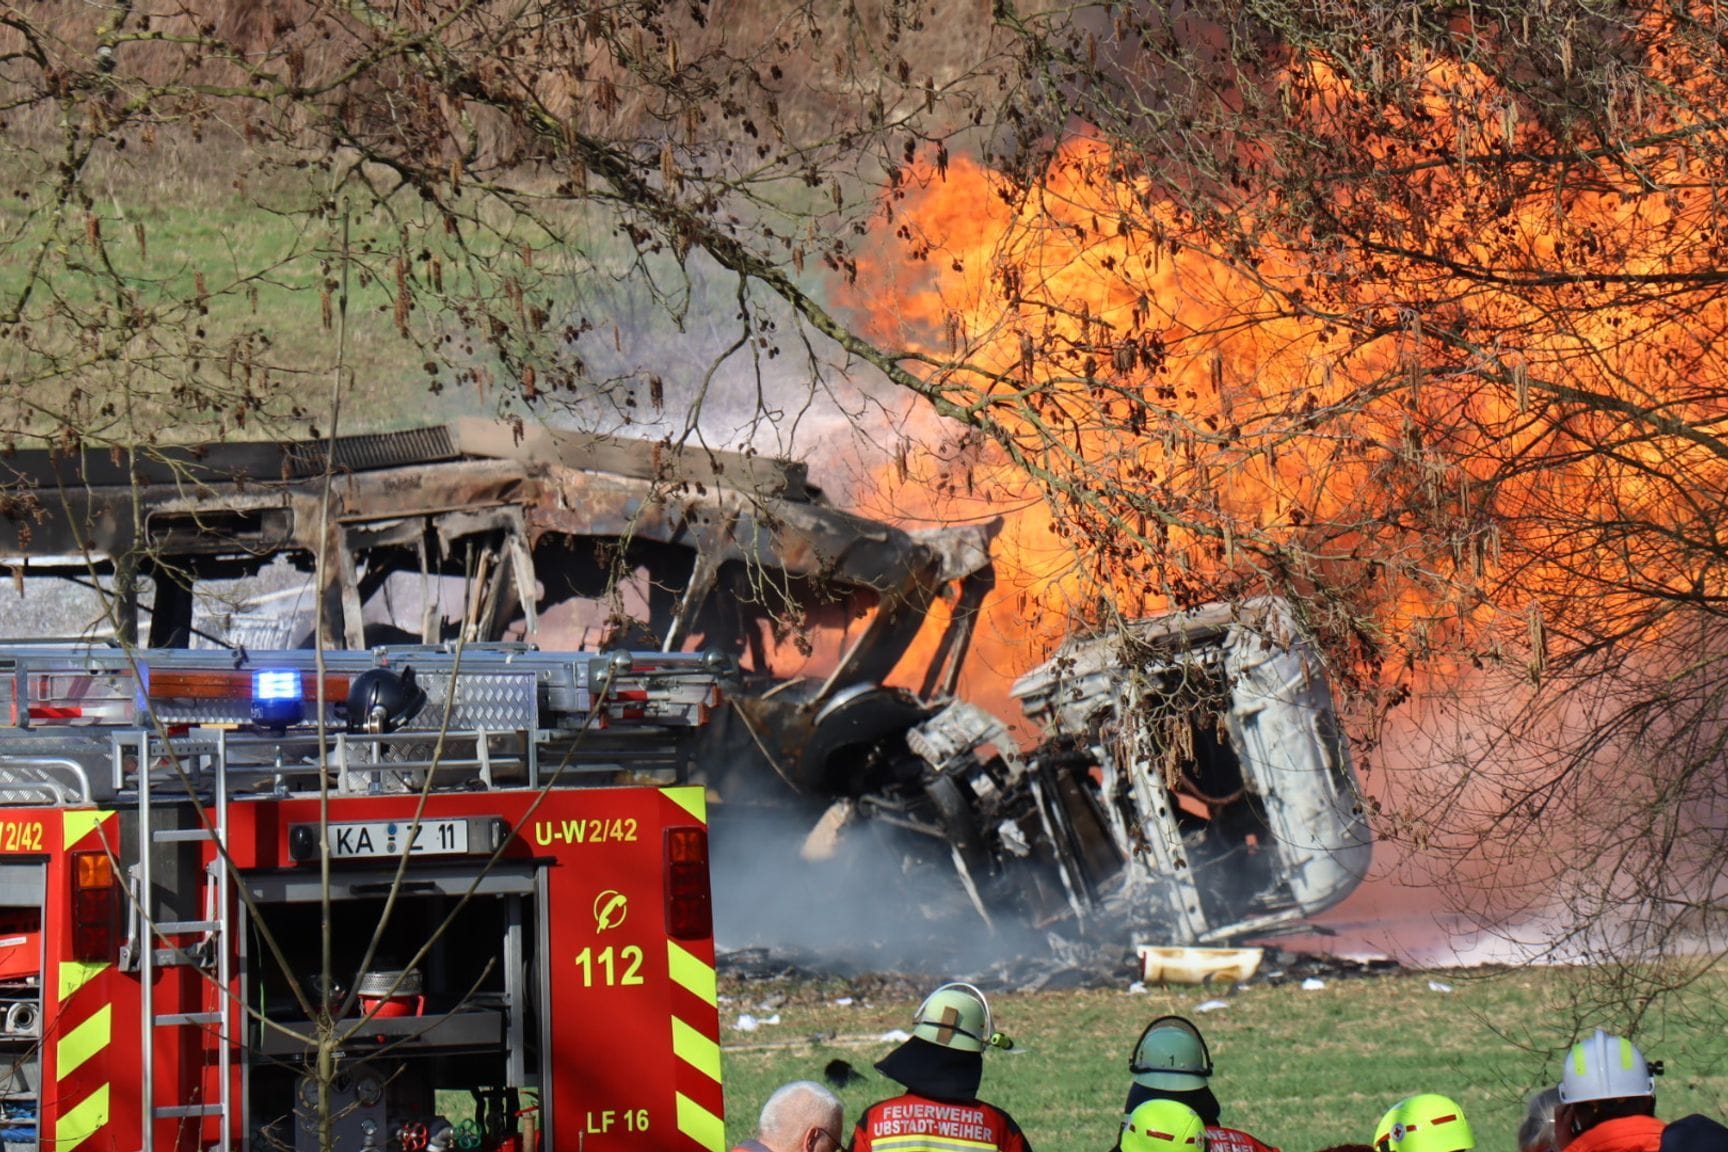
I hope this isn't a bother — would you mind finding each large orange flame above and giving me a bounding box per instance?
[838,30,1728,731]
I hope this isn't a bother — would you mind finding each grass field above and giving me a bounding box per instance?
[719,965,1728,1151]
[0,135,837,443]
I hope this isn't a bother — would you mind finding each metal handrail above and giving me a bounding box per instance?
[0,757,92,805]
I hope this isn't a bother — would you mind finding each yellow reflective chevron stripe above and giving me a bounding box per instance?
[54,1082,109,1152]
[672,1015,722,1082]
[676,1092,725,1152]
[56,1003,110,1079]
[667,930,722,1148]
[57,961,105,1003]
[61,811,107,853]
[56,811,114,1152]
[663,786,708,824]
[667,940,716,1005]
[662,793,722,1148]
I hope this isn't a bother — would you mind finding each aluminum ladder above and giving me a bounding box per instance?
[133,729,234,1152]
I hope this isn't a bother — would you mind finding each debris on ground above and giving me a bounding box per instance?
[716,944,1404,1001]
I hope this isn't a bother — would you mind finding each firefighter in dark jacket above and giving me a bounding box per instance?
[849,982,1033,1152]
[1120,1016,1279,1152]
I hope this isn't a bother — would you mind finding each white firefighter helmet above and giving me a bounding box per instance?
[1558,1030,1656,1103]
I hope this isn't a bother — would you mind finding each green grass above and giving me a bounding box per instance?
[0,130,849,447]
[0,143,574,436]
[719,967,1728,1150]
[1,127,859,446]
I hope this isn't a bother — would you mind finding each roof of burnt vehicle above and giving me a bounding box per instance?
[2,420,999,592]
[0,419,822,502]
[1011,598,1311,702]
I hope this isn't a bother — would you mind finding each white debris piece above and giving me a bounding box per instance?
[878,1028,912,1042]
[733,1013,781,1031]
[1194,999,1230,1013]
[1428,980,1453,993]
[833,997,855,1007]
[1127,981,1148,995]
[1301,977,1326,991]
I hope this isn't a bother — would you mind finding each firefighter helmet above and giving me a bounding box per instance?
[1122,1099,1207,1152]
[345,665,427,734]
[1130,1016,1215,1091]
[1558,1030,1657,1103]
[1374,1094,1476,1152]
[910,983,1001,1053]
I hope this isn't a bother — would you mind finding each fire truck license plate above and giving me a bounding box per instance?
[326,819,470,858]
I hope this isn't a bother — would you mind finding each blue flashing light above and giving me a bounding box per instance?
[254,670,303,701]
[251,669,306,729]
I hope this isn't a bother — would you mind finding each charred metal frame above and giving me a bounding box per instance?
[1,425,1368,947]
[0,420,993,682]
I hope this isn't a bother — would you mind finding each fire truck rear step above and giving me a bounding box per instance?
[153,920,220,934]
[155,1012,224,1026]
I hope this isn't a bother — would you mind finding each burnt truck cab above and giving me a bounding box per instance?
[1009,598,1371,941]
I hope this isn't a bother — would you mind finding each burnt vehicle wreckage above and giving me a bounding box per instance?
[0,421,1369,951]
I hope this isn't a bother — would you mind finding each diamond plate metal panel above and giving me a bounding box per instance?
[0,762,89,804]
[407,672,537,732]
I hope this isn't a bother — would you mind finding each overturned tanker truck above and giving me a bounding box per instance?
[0,421,1368,949]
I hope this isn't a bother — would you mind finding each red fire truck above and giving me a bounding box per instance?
[0,642,728,1152]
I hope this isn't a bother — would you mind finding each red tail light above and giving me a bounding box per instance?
[70,850,118,963]
[663,827,712,941]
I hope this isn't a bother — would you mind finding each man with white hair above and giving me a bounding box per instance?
[731,1080,844,1152]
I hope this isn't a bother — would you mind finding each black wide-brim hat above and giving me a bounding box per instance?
[876,1035,984,1102]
